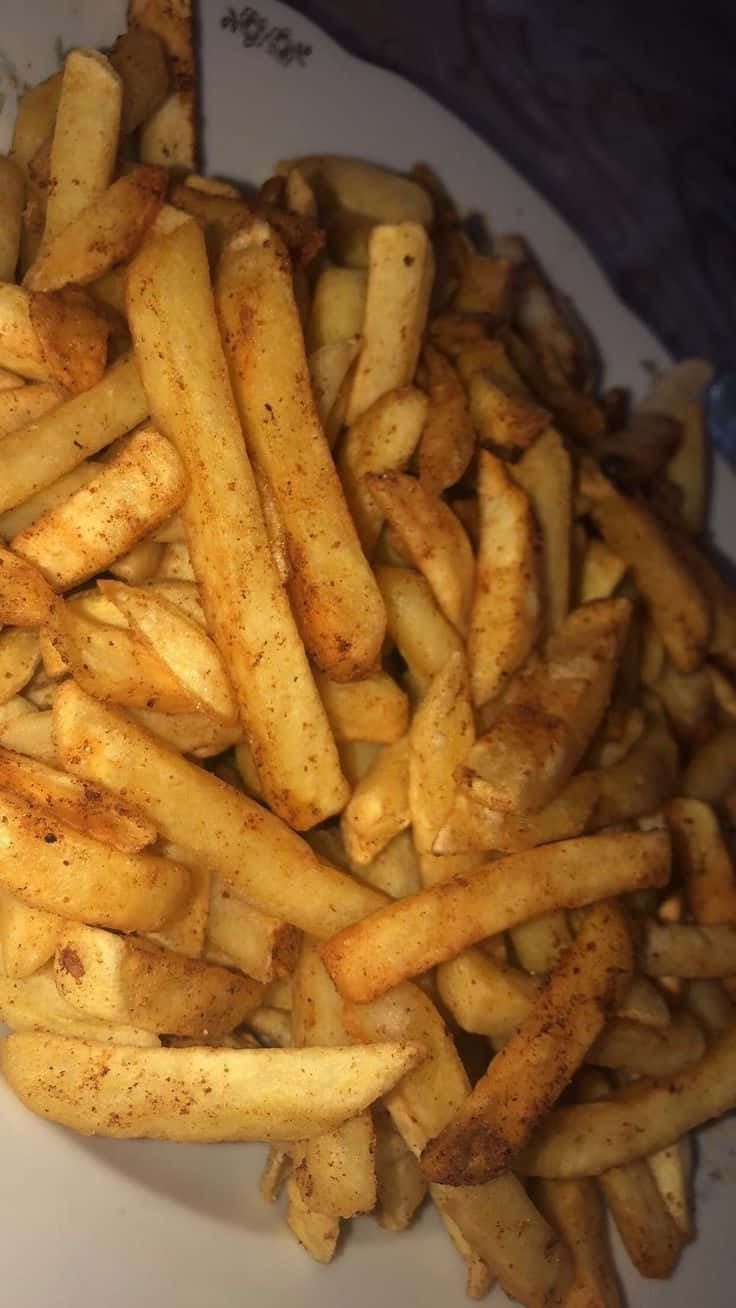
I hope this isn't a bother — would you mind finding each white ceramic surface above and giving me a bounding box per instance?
[0,2,734,1305]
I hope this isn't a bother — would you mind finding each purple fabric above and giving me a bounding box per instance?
[279,0,735,366]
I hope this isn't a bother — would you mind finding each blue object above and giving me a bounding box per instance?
[708,372,736,467]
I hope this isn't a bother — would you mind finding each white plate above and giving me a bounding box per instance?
[1,3,735,1305]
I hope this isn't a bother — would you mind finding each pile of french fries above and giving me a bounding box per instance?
[1,2,736,1303]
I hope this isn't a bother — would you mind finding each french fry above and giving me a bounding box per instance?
[0,706,55,762]
[132,0,197,170]
[535,1178,623,1308]
[153,540,195,581]
[588,1012,706,1077]
[130,707,243,758]
[206,877,300,985]
[285,1174,339,1263]
[409,652,474,853]
[145,852,210,960]
[416,345,475,496]
[653,659,715,745]
[517,1023,736,1176]
[54,922,263,1039]
[437,946,542,1042]
[10,73,62,179]
[108,26,169,137]
[1,1030,424,1142]
[375,564,463,693]
[684,978,734,1038]
[108,539,164,585]
[642,359,714,533]
[467,371,549,453]
[0,965,159,1046]
[307,265,367,352]
[0,382,67,438]
[422,901,632,1184]
[41,49,122,246]
[672,537,736,668]
[127,219,348,827]
[435,769,598,854]
[667,798,736,925]
[0,285,62,383]
[453,253,514,320]
[213,220,385,682]
[0,354,147,516]
[26,165,166,292]
[341,735,410,866]
[309,336,362,437]
[0,891,61,978]
[315,669,408,744]
[0,747,155,852]
[598,1160,684,1279]
[322,830,669,1003]
[648,1137,693,1241]
[0,629,40,704]
[0,788,189,931]
[641,921,736,978]
[512,427,572,635]
[463,598,631,814]
[582,460,710,671]
[29,288,110,394]
[54,682,387,936]
[346,222,434,423]
[12,429,186,591]
[468,450,541,706]
[578,536,627,604]
[682,724,736,803]
[337,386,428,554]
[279,156,433,227]
[0,547,54,627]
[374,1109,427,1231]
[350,830,421,900]
[367,471,474,635]
[291,940,377,1221]
[344,982,573,1308]
[0,155,24,280]
[101,580,237,725]
[589,714,680,830]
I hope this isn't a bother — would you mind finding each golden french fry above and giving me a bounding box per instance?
[307,265,367,352]
[0,965,159,1046]
[308,335,361,428]
[367,471,474,635]
[145,852,210,960]
[344,982,573,1308]
[518,1023,736,1177]
[0,890,61,978]
[0,354,147,517]
[422,901,632,1184]
[0,629,40,705]
[153,540,195,581]
[285,1173,339,1263]
[41,49,122,245]
[468,450,541,706]
[127,220,350,825]
[598,1160,684,1279]
[54,922,262,1038]
[510,909,572,973]
[409,652,474,853]
[578,536,627,604]
[536,1178,623,1308]
[0,547,54,627]
[10,73,62,179]
[667,798,736,925]
[279,156,433,227]
[416,345,475,496]
[108,539,164,585]
[0,706,54,762]
[207,876,300,985]
[130,706,243,758]
[0,155,24,280]
[375,564,463,693]
[374,1109,427,1232]
[0,747,155,852]
[0,382,67,438]
[467,371,549,453]
[214,221,385,681]
[12,428,186,590]
[341,735,410,866]
[463,598,630,814]
[683,724,736,803]
[648,1137,694,1242]
[322,831,669,1003]
[26,165,166,293]
[437,946,542,1042]
[0,285,61,383]
[337,386,428,554]
[435,768,598,854]
[1,1029,423,1142]
[315,668,408,744]
[28,287,110,394]
[512,427,572,635]
[101,580,237,725]
[582,460,710,671]
[54,682,386,936]
[108,26,169,136]
[259,1145,292,1203]
[349,830,421,900]
[132,0,197,170]
[346,222,434,423]
[0,788,189,931]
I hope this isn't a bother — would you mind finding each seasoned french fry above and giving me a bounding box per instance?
[682,724,736,803]
[0,706,54,762]
[207,877,300,985]
[468,371,549,453]
[214,220,385,682]
[0,286,62,383]
[367,472,474,634]
[374,1109,427,1232]
[346,222,433,423]
[351,830,421,900]
[145,852,210,960]
[437,946,542,1042]
[108,539,164,585]
[667,798,736,925]
[26,165,166,292]
[130,706,242,758]
[409,652,474,853]
[41,49,122,246]
[579,536,627,604]
[588,1012,706,1077]
[653,659,715,745]
[0,547,54,628]
[315,669,408,744]
[468,450,541,706]
[337,386,428,554]
[54,682,386,936]
[642,360,713,534]
[0,891,61,978]
[279,156,433,227]
[533,1178,622,1308]
[307,265,367,352]
[517,1023,736,1176]
[0,382,67,439]
[108,26,169,137]
[375,564,463,693]
[0,629,40,704]
[0,747,155,852]
[422,901,632,1184]
[648,1137,693,1241]
[308,335,361,430]
[127,219,348,827]
[341,735,410,866]
[285,1174,339,1263]
[0,965,159,1046]
[153,540,195,581]
[512,427,572,635]
[54,922,262,1039]
[132,0,197,170]
[0,155,24,280]
[436,769,598,854]
[10,73,62,179]
[598,1160,684,1279]
[582,460,710,671]
[323,830,669,1003]
[641,921,736,978]
[1,1030,424,1142]
[463,598,630,814]
[416,345,475,496]
[344,982,573,1308]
